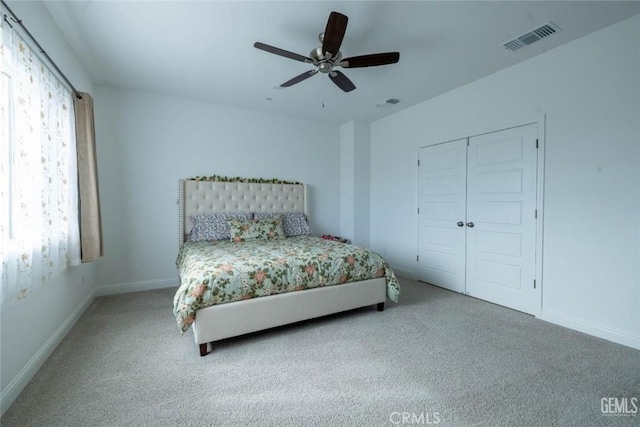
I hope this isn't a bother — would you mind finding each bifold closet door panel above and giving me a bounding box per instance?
[465,124,538,315]
[417,139,467,293]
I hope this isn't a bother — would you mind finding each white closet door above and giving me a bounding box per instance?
[465,124,538,315]
[417,139,467,293]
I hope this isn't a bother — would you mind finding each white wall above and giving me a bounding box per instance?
[340,122,356,241]
[0,1,97,415]
[340,121,371,247]
[93,86,341,292]
[353,122,371,248]
[370,15,640,349]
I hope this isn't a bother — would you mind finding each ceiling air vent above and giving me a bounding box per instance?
[376,98,401,108]
[503,22,561,51]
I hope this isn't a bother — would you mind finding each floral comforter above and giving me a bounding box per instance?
[174,236,400,332]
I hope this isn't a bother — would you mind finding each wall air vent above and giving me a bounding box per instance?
[503,22,561,51]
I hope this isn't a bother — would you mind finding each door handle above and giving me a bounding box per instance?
[457,221,464,227]
[467,222,474,228]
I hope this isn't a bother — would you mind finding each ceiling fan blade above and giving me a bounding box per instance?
[322,11,348,57]
[281,69,319,87]
[254,42,313,63]
[340,52,400,68]
[329,70,356,92]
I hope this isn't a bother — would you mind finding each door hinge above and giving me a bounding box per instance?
[417,255,419,262]
[418,159,420,167]
[533,279,537,289]
[536,139,539,149]
[417,207,420,214]
[535,209,538,219]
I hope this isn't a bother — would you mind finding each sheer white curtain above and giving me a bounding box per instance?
[1,19,80,308]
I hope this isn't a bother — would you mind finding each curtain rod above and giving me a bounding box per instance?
[1,0,82,99]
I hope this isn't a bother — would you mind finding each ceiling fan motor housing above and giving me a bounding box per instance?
[310,46,342,73]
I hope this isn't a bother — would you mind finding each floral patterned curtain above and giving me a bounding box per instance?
[1,19,80,308]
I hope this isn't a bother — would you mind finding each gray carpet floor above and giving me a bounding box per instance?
[2,277,639,426]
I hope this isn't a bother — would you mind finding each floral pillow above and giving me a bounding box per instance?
[253,212,312,237]
[189,213,253,241]
[228,217,286,242]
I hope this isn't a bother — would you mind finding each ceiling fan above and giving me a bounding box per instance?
[254,11,400,93]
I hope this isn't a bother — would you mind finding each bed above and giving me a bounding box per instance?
[174,178,400,356]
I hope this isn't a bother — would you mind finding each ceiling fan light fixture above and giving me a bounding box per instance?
[318,62,333,73]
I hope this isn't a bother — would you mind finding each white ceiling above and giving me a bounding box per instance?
[43,0,640,124]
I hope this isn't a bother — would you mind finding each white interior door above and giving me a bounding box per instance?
[417,139,467,293]
[465,124,538,315]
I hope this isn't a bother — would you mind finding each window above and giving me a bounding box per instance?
[1,18,80,307]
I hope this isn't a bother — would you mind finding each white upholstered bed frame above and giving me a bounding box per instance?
[178,179,387,356]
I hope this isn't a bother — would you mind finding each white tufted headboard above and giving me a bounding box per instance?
[178,179,308,245]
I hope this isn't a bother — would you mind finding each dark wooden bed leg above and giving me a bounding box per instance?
[377,302,385,312]
[199,343,209,357]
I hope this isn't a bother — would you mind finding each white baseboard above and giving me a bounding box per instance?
[540,309,640,350]
[0,290,95,416]
[95,278,178,297]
